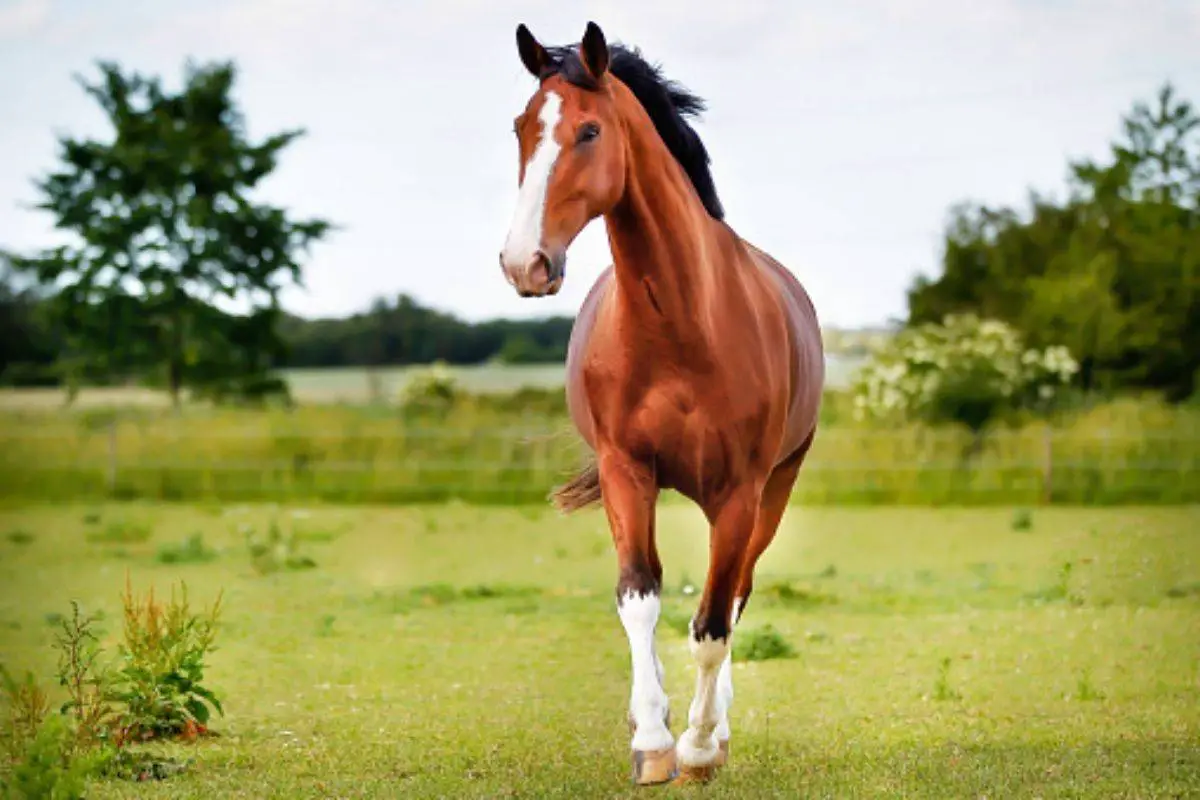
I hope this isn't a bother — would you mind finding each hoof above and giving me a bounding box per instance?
[631,748,678,785]
[673,762,718,784]
[713,739,729,767]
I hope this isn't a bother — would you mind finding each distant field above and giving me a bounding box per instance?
[0,356,861,410]
[0,503,1196,796]
[284,363,569,401]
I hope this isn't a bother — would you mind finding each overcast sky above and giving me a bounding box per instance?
[1,0,1198,328]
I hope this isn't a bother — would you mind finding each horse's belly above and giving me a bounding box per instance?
[750,247,825,461]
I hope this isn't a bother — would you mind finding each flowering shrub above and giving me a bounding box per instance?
[850,314,1078,431]
[399,361,460,414]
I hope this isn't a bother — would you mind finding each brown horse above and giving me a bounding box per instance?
[499,22,824,785]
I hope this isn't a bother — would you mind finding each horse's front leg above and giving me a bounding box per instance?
[676,487,758,782]
[598,451,676,785]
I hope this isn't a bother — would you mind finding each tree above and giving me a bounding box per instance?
[907,82,1200,400]
[6,60,331,405]
[0,265,58,385]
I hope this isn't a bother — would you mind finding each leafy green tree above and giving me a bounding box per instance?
[0,266,58,386]
[6,60,330,405]
[907,82,1199,400]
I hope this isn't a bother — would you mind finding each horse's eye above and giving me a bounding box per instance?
[576,122,600,145]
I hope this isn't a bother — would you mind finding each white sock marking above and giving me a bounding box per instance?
[502,91,562,269]
[715,597,742,741]
[677,632,729,767]
[617,590,674,752]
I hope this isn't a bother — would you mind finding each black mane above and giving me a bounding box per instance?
[541,43,724,221]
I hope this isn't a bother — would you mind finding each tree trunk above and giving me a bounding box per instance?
[168,357,182,409]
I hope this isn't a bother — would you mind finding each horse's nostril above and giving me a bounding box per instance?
[529,252,551,285]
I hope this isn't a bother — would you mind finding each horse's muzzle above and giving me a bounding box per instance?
[500,248,565,297]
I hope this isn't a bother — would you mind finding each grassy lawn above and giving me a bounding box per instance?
[1,503,1198,797]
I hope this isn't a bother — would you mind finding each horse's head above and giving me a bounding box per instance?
[499,22,625,298]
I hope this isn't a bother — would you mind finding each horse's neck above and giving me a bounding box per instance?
[603,136,726,331]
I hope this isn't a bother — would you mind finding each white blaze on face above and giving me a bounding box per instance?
[502,90,563,269]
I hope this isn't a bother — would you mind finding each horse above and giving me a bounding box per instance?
[498,21,825,785]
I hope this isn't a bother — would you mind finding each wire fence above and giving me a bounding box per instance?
[1,421,1196,506]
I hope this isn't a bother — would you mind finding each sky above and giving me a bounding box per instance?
[1,0,1198,329]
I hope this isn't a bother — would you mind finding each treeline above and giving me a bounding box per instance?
[0,275,58,386]
[907,83,1199,401]
[0,279,576,385]
[278,294,574,367]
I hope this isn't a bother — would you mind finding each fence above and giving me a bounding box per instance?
[1,417,1196,506]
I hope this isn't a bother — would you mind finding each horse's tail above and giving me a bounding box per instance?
[549,458,602,513]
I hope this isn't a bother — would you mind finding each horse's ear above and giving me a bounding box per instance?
[580,21,609,80]
[516,24,549,78]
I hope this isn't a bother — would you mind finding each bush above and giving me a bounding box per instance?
[733,625,796,662]
[1,714,95,800]
[244,519,317,574]
[851,314,1078,433]
[193,373,292,409]
[0,362,60,388]
[0,585,223,795]
[110,580,223,743]
[0,667,50,765]
[399,361,460,415]
[156,534,218,565]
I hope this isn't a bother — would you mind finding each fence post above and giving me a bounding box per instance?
[1041,423,1053,504]
[106,419,118,495]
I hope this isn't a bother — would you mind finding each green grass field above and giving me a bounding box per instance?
[2,502,1198,797]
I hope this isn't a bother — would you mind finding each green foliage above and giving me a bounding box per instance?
[0,396,1196,505]
[0,667,51,765]
[1073,668,1104,702]
[52,604,114,754]
[932,657,962,701]
[110,581,223,742]
[732,625,796,662]
[4,59,330,405]
[244,519,317,574]
[908,82,1200,400]
[0,266,58,388]
[277,293,573,369]
[758,581,839,609]
[190,372,292,409]
[851,314,1078,432]
[156,533,218,565]
[4,531,33,546]
[1011,508,1034,531]
[398,361,461,415]
[0,586,221,795]
[2,609,113,797]
[1,713,94,800]
[86,518,152,545]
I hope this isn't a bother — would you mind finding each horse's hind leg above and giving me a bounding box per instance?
[734,435,813,618]
[712,442,809,766]
[675,486,759,782]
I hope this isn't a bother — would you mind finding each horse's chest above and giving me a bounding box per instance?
[622,381,766,498]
